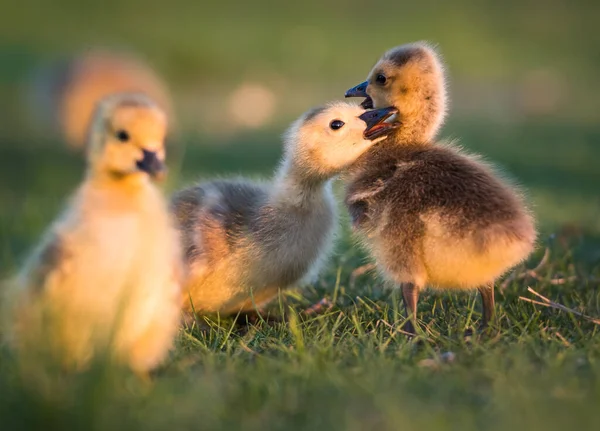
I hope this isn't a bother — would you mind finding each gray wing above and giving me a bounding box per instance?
[18,230,67,293]
[171,180,269,262]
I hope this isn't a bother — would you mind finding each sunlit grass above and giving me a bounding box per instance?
[1,241,599,430]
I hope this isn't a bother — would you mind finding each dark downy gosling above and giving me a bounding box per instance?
[172,103,398,319]
[344,42,536,334]
[6,94,182,372]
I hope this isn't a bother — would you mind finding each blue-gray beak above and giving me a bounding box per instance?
[345,80,373,109]
[359,106,399,140]
[136,149,165,177]
[345,80,369,98]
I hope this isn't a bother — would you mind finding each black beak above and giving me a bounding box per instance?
[345,80,374,109]
[359,106,400,140]
[345,80,368,98]
[136,149,165,177]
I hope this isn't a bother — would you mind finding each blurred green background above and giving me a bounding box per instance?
[0,0,599,270]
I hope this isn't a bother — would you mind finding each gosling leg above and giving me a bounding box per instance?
[401,282,420,335]
[477,283,495,330]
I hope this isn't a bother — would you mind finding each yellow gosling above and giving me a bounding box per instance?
[28,50,172,149]
[6,94,182,372]
[172,103,398,319]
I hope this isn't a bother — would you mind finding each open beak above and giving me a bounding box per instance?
[359,106,400,140]
[345,80,373,109]
[136,149,166,179]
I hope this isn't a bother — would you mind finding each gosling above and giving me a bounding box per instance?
[27,49,172,149]
[344,42,536,334]
[172,103,398,319]
[7,94,182,372]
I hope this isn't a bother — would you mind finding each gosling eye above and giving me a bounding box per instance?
[375,74,387,85]
[329,120,345,130]
[115,129,130,143]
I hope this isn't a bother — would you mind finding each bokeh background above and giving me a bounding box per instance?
[1,0,599,272]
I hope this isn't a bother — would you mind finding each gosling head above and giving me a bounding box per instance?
[282,102,399,181]
[345,42,447,143]
[86,93,167,181]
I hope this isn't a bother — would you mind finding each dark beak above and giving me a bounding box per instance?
[359,106,400,140]
[136,149,165,178]
[345,80,368,98]
[345,80,373,109]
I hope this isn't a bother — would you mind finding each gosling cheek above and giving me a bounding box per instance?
[372,95,388,109]
[367,89,389,109]
[100,146,126,172]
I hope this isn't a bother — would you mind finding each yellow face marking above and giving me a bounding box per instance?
[109,105,167,153]
[89,101,169,179]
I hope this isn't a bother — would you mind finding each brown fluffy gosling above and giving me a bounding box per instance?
[172,103,398,319]
[6,94,182,372]
[344,42,536,334]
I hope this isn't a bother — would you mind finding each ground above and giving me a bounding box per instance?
[0,118,599,430]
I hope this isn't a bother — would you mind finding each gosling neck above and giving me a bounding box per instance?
[271,159,331,209]
[391,91,446,143]
[392,114,439,144]
[86,167,153,194]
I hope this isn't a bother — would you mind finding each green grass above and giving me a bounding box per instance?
[1,119,600,430]
[1,242,600,430]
